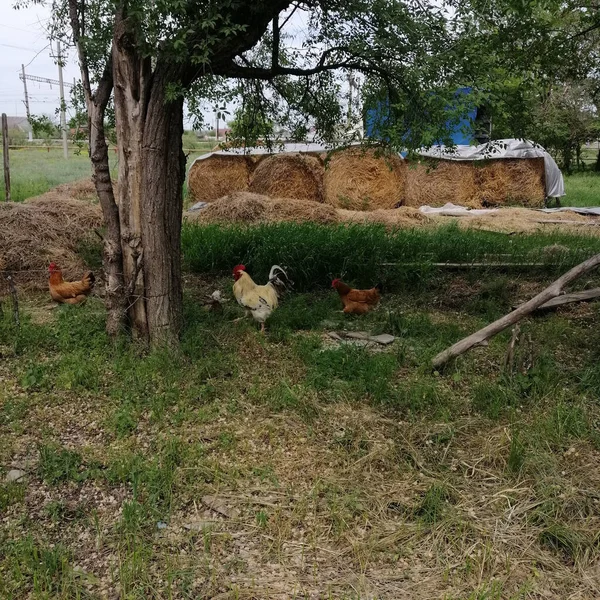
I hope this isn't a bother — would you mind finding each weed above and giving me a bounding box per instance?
[263,380,320,422]
[539,523,591,563]
[38,443,84,485]
[414,483,452,524]
[471,380,519,420]
[507,432,526,475]
[0,536,84,597]
[0,481,25,511]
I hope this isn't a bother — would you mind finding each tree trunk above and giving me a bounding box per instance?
[112,16,185,345]
[140,68,186,344]
[113,17,151,340]
[595,147,600,172]
[88,100,127,337]
[68,0,127,338]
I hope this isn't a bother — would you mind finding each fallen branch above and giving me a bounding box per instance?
[527,288,600,310]
[432,252,600,370]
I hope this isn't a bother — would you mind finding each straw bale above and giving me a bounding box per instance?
[187,192,338,224]
[188,155,253,203]
[249,154,325,203]
[404,159,480,208]
[324,148,406,210]
[0,188,102,290]
[475,158,545,208]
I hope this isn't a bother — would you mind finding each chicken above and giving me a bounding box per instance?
[232,264,290,332]
[332,278,381,315]
[48,262,95,305]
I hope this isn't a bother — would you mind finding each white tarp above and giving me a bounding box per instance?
[539,206,600,216]
[417,138,565,198]
[419,203,499,216]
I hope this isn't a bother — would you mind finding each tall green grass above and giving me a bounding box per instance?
[181,222,600,291]
[563,171,600,207]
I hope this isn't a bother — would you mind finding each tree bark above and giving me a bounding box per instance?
[431,252,600,370]
[140,65,186,344]
[112,14,151,340]
[68,0,127,338]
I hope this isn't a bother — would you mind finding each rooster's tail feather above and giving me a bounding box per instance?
[269,265,291,292]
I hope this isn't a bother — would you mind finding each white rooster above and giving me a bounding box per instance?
[232,264,290,332]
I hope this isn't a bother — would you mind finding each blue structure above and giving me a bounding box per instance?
[364,87,479,146]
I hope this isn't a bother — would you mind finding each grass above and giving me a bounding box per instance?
[182,221,600,291]
[563,170,600,207]
[1,253,599,597]
[0,148,95,202]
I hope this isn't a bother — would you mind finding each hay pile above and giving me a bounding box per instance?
[324,148,406,210]
[404,160,480,208]
[0,191,102,289]
[187,192,338,224]
[476,158,545,207]
[187,155,254,203]
[249,154,325,203]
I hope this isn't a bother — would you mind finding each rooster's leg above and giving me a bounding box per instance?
[260,322,265,333]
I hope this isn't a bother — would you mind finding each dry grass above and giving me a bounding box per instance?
[477,158,546,208]
[404,160,481,208]
[0,182,102,290]
[324,147,406,210]
[404,158,546,209]
[187,155,254,203]
[188,190,600,235]
[249,153,325,203]
[186,191,338,224]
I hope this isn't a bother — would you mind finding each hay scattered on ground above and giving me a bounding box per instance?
[187,192,338,224]
[249,154,325,203]
[324,148,406,210]
[337,206,430,227]
[0,187,102,290]
[404,159,480,208]
[188,155,254,203]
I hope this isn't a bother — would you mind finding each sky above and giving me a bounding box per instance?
[0,3,80,120]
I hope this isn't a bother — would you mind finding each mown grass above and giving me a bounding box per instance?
[182,221,600,290]
[1,244,600,596]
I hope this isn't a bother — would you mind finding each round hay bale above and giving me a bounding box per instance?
[403,159,480,208]
[186,191,337,225]
[187,155,253,203]
[323,148,406,211]
[476,158,545,208]
[249,154,325,203]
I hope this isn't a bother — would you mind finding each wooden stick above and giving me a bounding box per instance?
[432,252,600,370]
[503,324,521,373]
[530,288,600,310]
[2,114,10,202]
[4,273,19,326]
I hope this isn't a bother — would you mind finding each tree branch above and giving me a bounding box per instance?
[431,252,600,370]
[272,15,280,70]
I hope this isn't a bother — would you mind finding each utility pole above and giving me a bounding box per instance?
[347,72,354,125]
[21,64,33,142]
[2,114,11,202]
[57,41,68,159]
[215,112,220,141]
